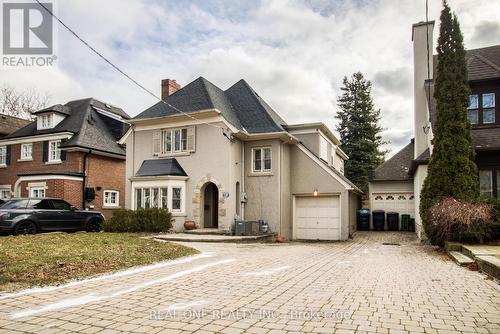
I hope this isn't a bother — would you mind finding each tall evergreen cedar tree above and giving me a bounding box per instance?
[420,2,479,242]
[336,72,386,192]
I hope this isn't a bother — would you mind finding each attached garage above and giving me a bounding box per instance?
[294,195,341,240]
[371,193,415,217]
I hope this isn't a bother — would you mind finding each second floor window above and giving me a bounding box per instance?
[48,140,61,162]
[0,146,6,166]
[20,143,32,160]
[468,93,496,125]
[162,128,188,153]
[252,147,272,173]
[40,114,53,129]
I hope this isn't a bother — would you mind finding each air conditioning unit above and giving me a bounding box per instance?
[234,220,259,236]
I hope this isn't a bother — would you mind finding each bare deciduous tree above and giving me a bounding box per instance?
[0,84,50,120]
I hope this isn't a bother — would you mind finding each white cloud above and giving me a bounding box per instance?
[0,0,496,157]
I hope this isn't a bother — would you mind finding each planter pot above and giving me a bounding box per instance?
[184,220,196,230]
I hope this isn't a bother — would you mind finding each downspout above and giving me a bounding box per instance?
[241,141,245,219]
[82,149,91,209]
[279,141,282,236]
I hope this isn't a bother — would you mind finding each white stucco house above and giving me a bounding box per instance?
[120,77,362,240]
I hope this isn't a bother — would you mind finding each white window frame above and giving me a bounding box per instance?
[20,143,33,161]
[162,127,188,154]
[30,186,46,198]
[103,190,120,208]
[0,146,6,166]
[131,180,186,215]
[40,114,53,129]
[0,186,11,199]
[252,147,272,173]
[48,140,61,163]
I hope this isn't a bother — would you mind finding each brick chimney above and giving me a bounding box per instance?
[161,79,181,100]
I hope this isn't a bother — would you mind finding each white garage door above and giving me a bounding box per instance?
[295,195,340,240]
[371,193,415,216]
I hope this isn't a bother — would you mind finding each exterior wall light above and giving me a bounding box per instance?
[313,189,318,196]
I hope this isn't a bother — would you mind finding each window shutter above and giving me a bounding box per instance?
[187,126,196,152]
[42,141,48,162]
[6,145,11,165]
[153,130,161,155]
[60,139,67,161]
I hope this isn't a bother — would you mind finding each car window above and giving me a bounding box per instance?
[29,199,53,210]
[51,200,72,210]
[0,199,30,209]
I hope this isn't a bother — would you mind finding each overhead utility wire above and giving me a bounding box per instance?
[34,0,227,132]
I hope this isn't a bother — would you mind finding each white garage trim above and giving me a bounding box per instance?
[14,175,83,197]
[292,193,342,240]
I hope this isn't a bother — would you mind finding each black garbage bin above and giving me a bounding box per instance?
[357,209,370,231]
[372,210,385,231]
[387,212,399,231]
[409,218,416,232]
[401,214,410,231]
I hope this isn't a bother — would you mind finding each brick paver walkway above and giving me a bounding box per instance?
[0,232,499,333]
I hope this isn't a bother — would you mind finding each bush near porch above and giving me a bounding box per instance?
[0,233,197,292]
[426,198,494,246]
[104,208,173,233]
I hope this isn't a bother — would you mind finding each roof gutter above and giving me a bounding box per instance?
[233,131,299,143]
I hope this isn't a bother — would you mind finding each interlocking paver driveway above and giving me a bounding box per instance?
[0,232,499,334]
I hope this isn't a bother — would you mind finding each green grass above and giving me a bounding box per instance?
[0,232,198,292]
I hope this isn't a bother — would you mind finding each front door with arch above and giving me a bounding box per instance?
[203,182,218,228]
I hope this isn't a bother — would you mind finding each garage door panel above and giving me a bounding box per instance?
[295,195,340,241]
[372,193,414,216]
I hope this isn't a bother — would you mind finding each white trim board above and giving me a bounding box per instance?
[0,132,73,146]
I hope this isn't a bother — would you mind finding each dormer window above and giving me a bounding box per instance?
[40,114,53,129]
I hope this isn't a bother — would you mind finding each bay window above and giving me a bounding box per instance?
[133,184,184,213]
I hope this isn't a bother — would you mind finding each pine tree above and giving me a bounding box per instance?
[419,1,479,243]
[335,72,387,192]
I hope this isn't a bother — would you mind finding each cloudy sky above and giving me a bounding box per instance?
[1,0,499,156]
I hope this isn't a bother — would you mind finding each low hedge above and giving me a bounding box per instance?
[104,208,173,233]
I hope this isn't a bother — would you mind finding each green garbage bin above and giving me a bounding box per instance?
[409,218,416,232]
[401,214,410,231]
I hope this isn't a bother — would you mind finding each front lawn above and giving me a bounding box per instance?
[0,232,198,292]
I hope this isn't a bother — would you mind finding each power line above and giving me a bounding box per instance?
[34,0,226,131]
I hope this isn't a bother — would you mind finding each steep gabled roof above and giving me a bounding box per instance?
[0,114,31,136]
[369,140,414,181]
[133,77,286,134]
[2,98,130,156]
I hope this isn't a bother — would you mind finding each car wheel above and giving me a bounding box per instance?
[14,221,37,235]
[86,219,102,232]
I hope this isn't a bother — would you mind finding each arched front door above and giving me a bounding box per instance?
[203,182,218,228]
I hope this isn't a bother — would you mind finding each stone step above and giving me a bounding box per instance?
[475,256,500,281]
[444,241,462,252]
[448,251,475,266]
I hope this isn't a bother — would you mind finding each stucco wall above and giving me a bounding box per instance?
[243,139,283,237]
[294,133,319,156]
[413,165,428,239]
[290,145,351,240]
[125,122,241,231]
[349,191,360,235]
[280,143,292,239]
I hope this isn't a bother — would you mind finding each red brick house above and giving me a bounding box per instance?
[0,98,130,218]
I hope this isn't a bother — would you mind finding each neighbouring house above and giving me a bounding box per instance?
[121,78,362,240]
[0,98,130,218]
[368,21,500,237]
[0,114,31,138]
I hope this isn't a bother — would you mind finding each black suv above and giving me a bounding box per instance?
[0,198,104,235]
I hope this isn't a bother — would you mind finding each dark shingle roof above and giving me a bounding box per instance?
[134,77,286,133]
[471,127,500,151]
[0,114,31,136]
[135,159,187,177]
[433,45,500,82]
[369,140,414,181]
[2,98,130,156]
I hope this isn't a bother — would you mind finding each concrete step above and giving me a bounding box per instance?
[444,241,462,252]
[475,255,500,281]
[448,251,475,266]
[183,228,226,235]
